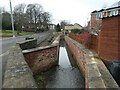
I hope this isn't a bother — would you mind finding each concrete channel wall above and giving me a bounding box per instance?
[3,45,37,88]
[3,35,60,88]
[17,39,37,50]
[16,32,51,50]
[22,35,60,75]
[36,32,51,45]
[65,36,119,88]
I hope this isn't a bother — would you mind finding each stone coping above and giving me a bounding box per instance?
[16,38,37,44]
[65,36,119,88]
[22,35,60,54]
[52,35,60,45]
[22,44,58,54]
[16,38,37,50]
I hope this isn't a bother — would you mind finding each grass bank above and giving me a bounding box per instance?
[0,30,34,37]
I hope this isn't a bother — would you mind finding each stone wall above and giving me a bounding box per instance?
[65,36,119,88]
[23,36,60,75]
[3,45,37,88]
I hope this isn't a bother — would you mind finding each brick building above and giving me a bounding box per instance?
[88,10,102,35]
[97,2,120,66]
[24,23,55,32]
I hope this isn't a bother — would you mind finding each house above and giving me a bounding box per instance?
[48,24,56,30]
[24,23,55,32]
[88,10,102,35]
[96,1,120,19]
[64,23,83,33]
[86,1,120,66]
[88,1,120,35]
[96,1,120,65]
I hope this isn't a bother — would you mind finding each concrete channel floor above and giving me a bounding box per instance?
[34,39,85,88]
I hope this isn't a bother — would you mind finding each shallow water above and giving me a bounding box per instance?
[34,39,85,88]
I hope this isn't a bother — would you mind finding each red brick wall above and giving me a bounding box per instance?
[90,13,102,30]
[98,16,120,65]
[119,16,120,60]
[91,13,97,29]
[23,46,58,75]
[65,37,86,76]
[69,33,98,53]
[90,35,98,53]
[69,33,91,48]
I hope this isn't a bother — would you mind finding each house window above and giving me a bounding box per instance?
[96,12,103,20]
[100,12,103,18]
[115,9,118,15]
[103,11,107,17]
[110,10,114,16]
[110,9,118,16]
[107,11,110,16]
[96,13,99,20]
[118,9,120,14]
[113,10,116,15]
[110,11,112,16]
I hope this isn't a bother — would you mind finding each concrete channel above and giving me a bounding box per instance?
[3,34,118,88]
[34,37,85,88]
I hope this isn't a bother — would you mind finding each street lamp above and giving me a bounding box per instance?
[9,0,15,38]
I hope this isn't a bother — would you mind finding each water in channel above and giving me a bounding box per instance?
[34,38,85,88]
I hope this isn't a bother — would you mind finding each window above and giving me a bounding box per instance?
[107,11,110,16]
[115,9,118,15]
[100,12,103,18]
[110,10,113,16]
[113,10,116,15]
[96,13,99,20]
[103,11,107,17]
[110,9,118,16]
[118,9,120,14]
[96,12,103,20]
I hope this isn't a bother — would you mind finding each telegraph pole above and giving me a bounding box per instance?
[9,0,15,38]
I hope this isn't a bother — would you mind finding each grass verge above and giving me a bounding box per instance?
[0,30,34,37]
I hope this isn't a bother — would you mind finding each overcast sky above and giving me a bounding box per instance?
[1,0,119,26]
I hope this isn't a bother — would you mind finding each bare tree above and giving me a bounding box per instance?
[26,3,43,32]
[14,3,26,34]
[13,3,52,33]
[41,12,51,31]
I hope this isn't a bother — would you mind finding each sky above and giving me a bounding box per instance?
[1,0,119,26]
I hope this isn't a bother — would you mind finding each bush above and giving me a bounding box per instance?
[56,24,61,32]
[71,29,84,34]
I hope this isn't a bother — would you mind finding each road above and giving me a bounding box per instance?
[0,31,50,54]
[0,31,50,89]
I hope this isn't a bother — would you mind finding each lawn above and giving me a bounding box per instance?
[0,30,34,37]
